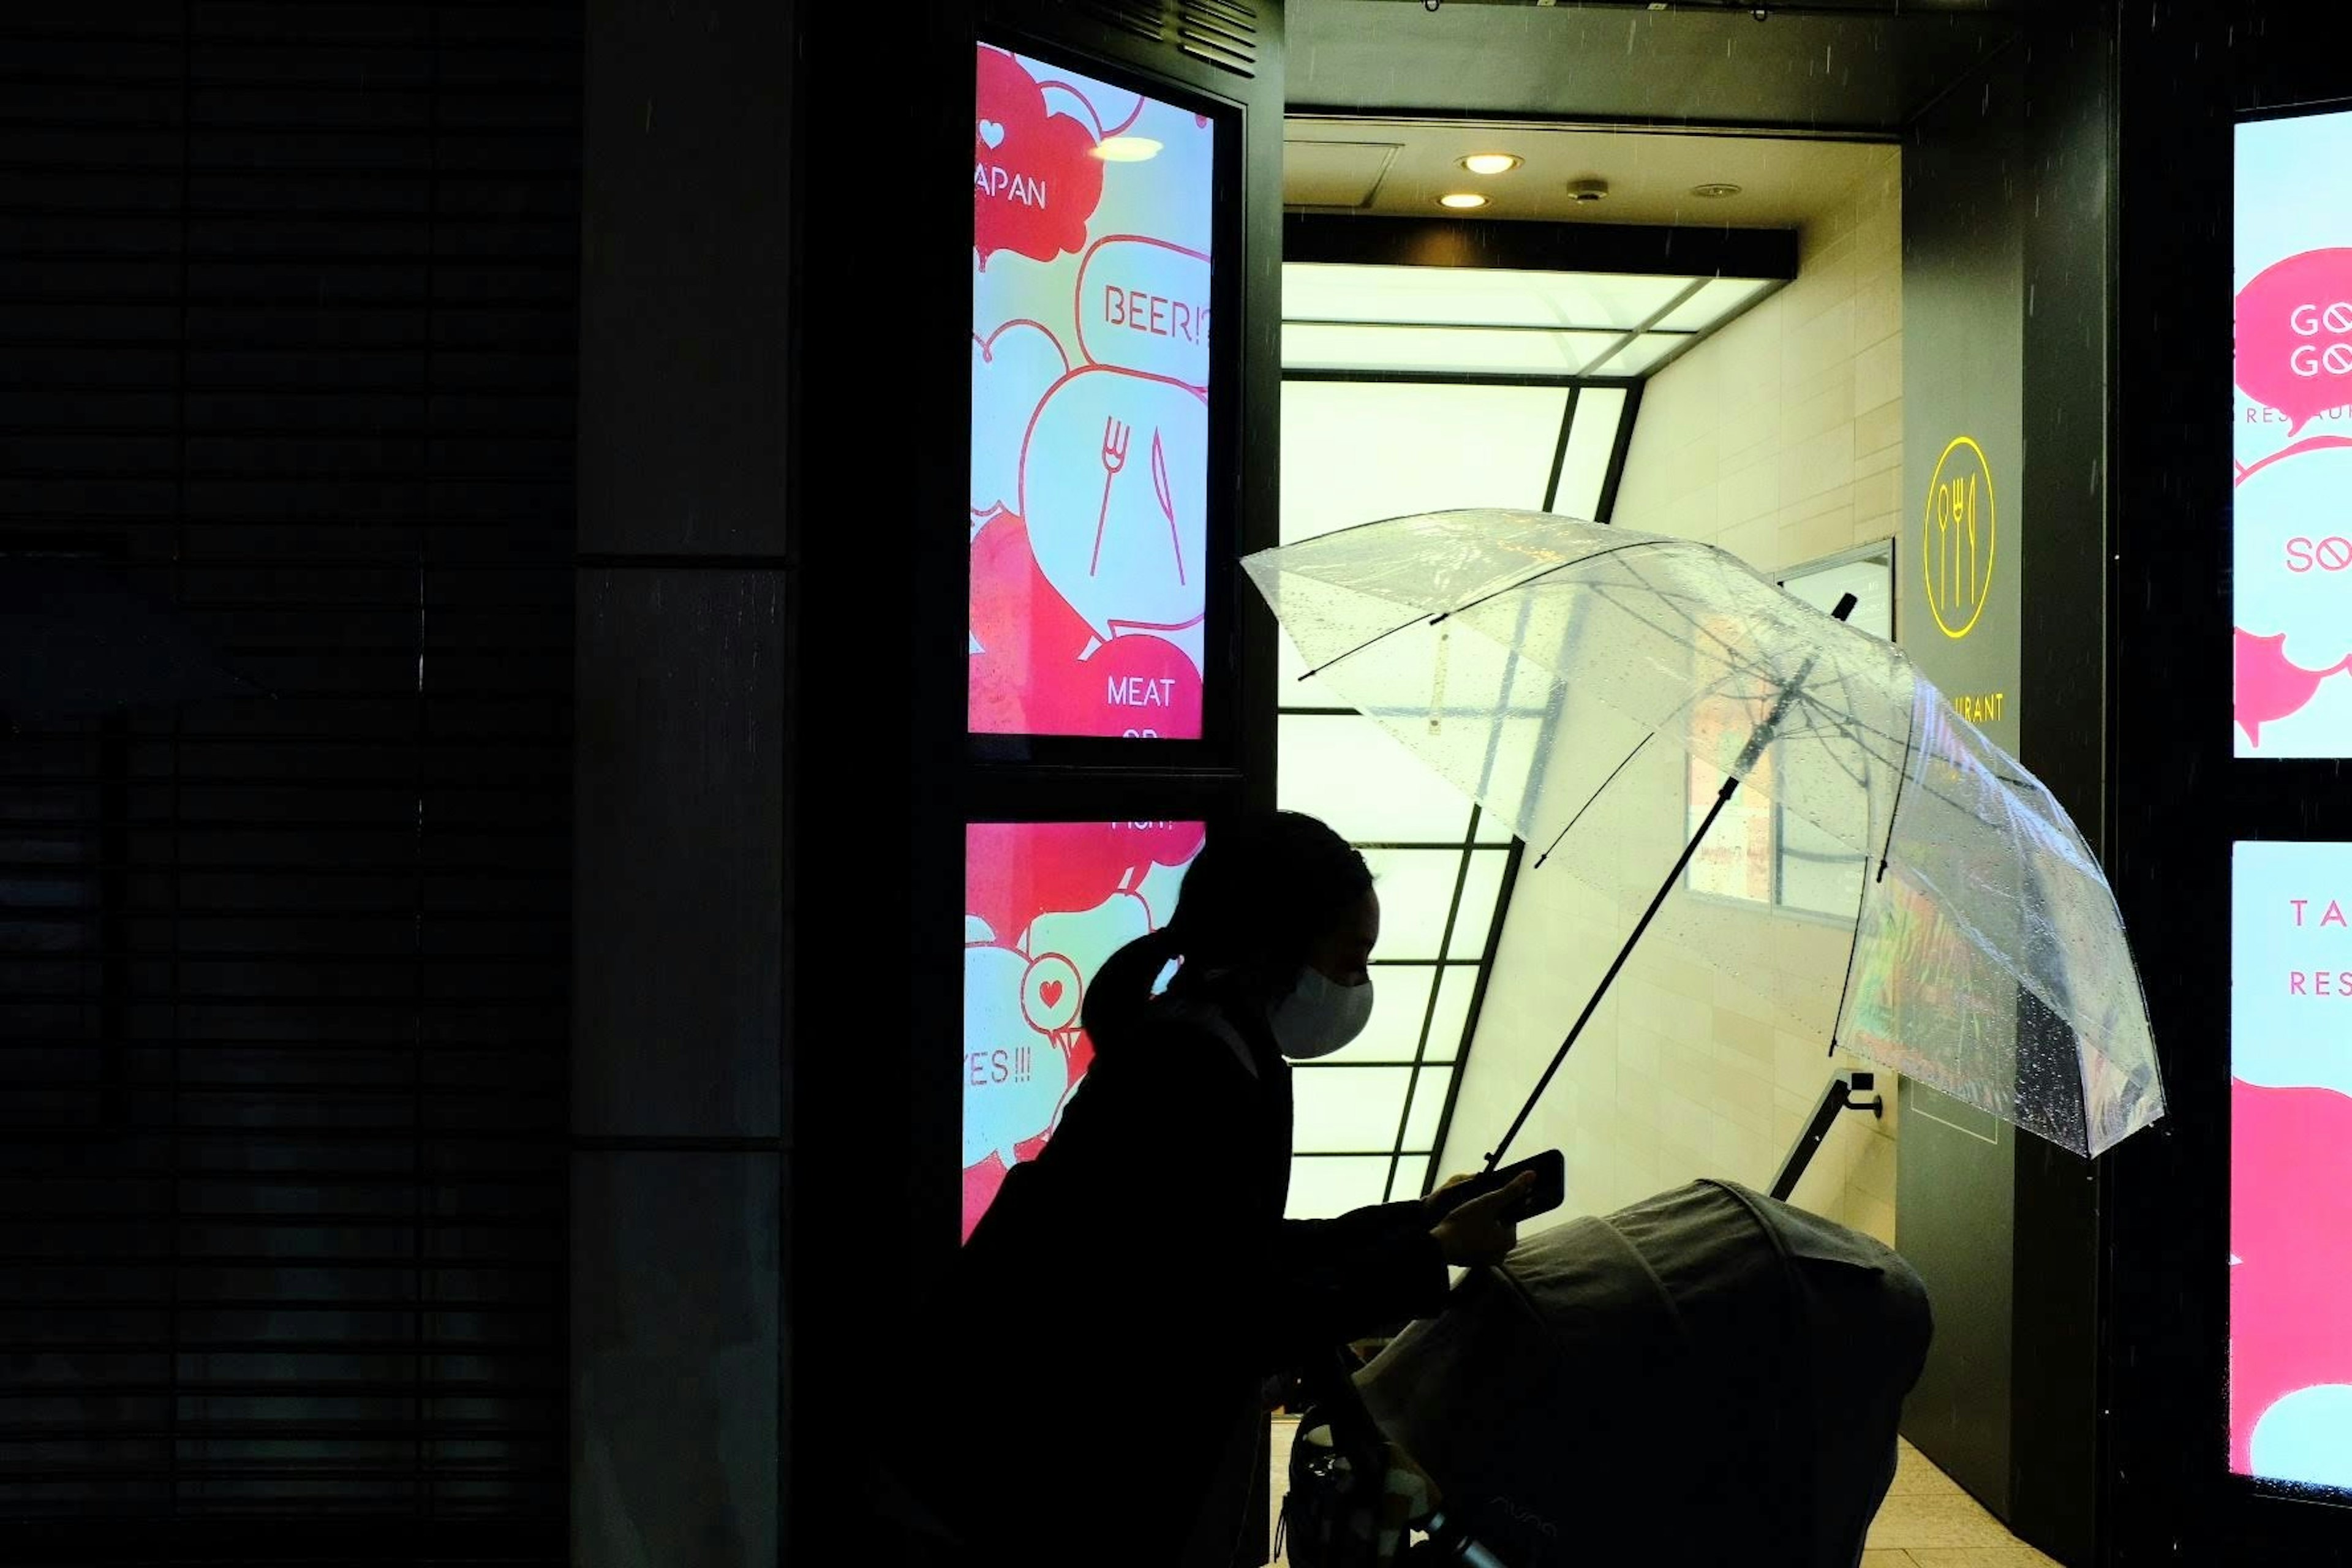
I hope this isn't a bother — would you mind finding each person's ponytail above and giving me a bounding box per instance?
[1079,924,1183,1047]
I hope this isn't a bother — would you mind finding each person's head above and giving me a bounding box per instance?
[1082,810,1379,1059]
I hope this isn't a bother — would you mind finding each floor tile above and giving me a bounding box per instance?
[1866,1492,2034,1552]
[1904,1550,2063,1568]
[1889,1439,1967,1496]
[1861,1553,1917,1567]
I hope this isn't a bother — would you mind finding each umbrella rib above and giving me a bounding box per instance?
[1299,538,1686,681]
[1874,689,1923,883]
[1531,734,1651,870]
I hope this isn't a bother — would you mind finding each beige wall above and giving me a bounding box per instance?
[1439,149,1904,1245]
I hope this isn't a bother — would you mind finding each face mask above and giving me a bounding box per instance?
[1267,968,1374,1061]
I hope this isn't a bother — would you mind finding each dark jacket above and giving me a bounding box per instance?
[932,987,1449,1563]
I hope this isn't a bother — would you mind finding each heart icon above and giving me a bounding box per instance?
[1038,979,1064,1008]
[979,119,1006,149]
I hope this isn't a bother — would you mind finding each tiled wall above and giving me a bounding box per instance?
[1439,150,1904,1245]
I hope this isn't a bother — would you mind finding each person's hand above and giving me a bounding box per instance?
[1430,1172,1535,1268]
[1422,1172,1477,1215]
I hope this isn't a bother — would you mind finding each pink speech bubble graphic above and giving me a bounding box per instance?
[1020,367,1205,644]
[971,320,1068,517]
[974,48,1104,268]
[968,512,1097,735]
[2232,1077,2352,1475]
[1038,632,1203,740]
[1077,236,1211,390]
[2236,628,2352,748]
[2237,248,2352,435]
[1019,53,1145,141]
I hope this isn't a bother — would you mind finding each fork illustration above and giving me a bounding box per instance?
[1088,417,1131,576]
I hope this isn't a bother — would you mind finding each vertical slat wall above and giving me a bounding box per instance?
[0,4,577,1559]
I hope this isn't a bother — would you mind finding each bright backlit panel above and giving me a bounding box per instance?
[2233,839,2352,1492]
[2234,109,2352,757]
[970,43,1215,739]
[962,819,1204,1239]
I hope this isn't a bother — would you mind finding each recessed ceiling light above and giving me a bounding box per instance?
[1691,181,1743,199]
[1459,153,1522,176]
[1438,192,1488,210]
[1093,136,1163,163]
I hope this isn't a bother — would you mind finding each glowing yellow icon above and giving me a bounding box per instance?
[1923,435,1996,639]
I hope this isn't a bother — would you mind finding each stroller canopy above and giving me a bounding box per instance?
[1355,1180,1931,1568]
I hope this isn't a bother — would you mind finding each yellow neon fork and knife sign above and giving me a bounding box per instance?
[1924,435,1997,640]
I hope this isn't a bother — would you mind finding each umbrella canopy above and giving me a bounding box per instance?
[1245,508,2162,1157]
[0,557,262,724]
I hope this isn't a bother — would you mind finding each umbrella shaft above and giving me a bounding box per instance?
[1485,774,1743,1172]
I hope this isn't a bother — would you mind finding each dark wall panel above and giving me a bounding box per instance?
[573,568,784,1142]
[576,0,791,559]
[0,3,579,1559]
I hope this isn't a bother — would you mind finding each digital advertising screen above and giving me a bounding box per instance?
[962,818,1205,1239]
[2234,109,2352,756]
[970,43,1214,741]
[2232,839,2352,1493]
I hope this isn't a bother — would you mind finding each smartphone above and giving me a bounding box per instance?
[1425,1148,1565,1224]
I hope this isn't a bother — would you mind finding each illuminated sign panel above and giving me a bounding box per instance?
[961,820,1204,1238]
[2234,110,2352,756]
[969,43,1213,740]
[2233,839,2352,1492]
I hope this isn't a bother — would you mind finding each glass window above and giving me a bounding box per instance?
[1292,1066,1415,1153]
[1651,276,1774,333]
[1586,333,1693,377]
[1287,1155,1394,1220]
[1278,713,1481,845]
[1322,965,1439,1064]
[1401,1070,1451,1151]
[1385,1155,1431,1204]
[1284,262,1692,331]
[1281,381,1567,542]
[1553,386,1628,519]
[1283,323,1626,377]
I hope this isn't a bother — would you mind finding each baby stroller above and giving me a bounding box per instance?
[1280,1179,1932,1568]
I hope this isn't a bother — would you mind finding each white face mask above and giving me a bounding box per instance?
[1267,968,1375,1061]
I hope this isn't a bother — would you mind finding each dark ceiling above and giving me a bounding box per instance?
[1286,1,2037,134]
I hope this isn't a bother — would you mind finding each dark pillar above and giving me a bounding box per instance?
[572,1,795,1562]
[1896,20,2115,1563]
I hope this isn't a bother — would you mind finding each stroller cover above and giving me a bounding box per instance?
[1355,1179,1931,1567]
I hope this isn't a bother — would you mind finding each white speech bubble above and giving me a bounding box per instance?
[1021,951,1084,1033]
[1020,367,1206,639]
[972,320,1069,518]
[2252,1384,2352,1491]
[1028,889,1151,1001]
[2234,840,2352,1101]
[2237,443,2352,671]
[1077,237,1210,390]
[963,944,1071,1167]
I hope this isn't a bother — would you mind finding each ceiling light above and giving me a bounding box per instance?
[1438,192,1488,210]
[1459,153,1522,176]
[1093,136,1163,163]
[1691,181,1743,199]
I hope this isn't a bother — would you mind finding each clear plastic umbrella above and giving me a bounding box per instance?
[1244,508,2163,1158]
